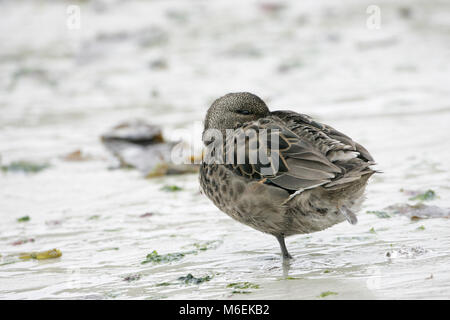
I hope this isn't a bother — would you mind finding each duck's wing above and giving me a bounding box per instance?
[270,110,376,190]
[272,110,375,163]
[218,116,337,191]
[219,111,374,193]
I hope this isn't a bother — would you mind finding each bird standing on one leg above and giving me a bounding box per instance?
[199,92,376,260]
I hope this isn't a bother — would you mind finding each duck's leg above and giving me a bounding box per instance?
[276,235,292,259]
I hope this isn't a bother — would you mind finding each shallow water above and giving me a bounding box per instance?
[1,0,450,299]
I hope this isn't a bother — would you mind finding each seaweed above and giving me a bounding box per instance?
[385,246,427,258]
[227,282,260,290]
[141,242,214,265]
[335,236,372,241]
[19,249,62,260]
[385,203,450,219]
[141,250,191,264]
[408,190,437,201]
[104,228,122,232]
[45,220,62,226]
[17,216,30,222]
[178,273,212,285]
[318,291,338,298]
[155,282,172,287]
[11,238,35,246]
[140,212,153,218]
[1,161,49,173]
[284,276,302,280]
[142,241,221,265]
[0,260,20,267]
[123,274,141,282]
[160,185,183,192]
[97,247,119,252]
[228,282,260,295]
[193,240,222,251]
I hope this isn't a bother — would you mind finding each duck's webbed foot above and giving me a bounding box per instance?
[276,235,293,260]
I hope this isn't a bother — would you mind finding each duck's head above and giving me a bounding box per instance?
[203,92,270,138]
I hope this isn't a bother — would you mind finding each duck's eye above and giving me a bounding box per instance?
[236,110,251,115]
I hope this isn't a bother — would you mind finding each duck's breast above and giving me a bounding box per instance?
[199,163,291,235]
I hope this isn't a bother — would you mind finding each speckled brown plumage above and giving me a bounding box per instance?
[199,92,376,259]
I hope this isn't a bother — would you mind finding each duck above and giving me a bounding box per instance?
[199,92,376,260]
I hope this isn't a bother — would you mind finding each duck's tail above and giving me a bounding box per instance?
[339,206,358,225]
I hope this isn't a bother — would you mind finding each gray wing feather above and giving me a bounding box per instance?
[224,111,375,192]
[269,111,376,191]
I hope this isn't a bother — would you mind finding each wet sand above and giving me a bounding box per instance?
[1,0,449,299]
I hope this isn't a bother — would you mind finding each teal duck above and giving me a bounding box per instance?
[199,92,376,259]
